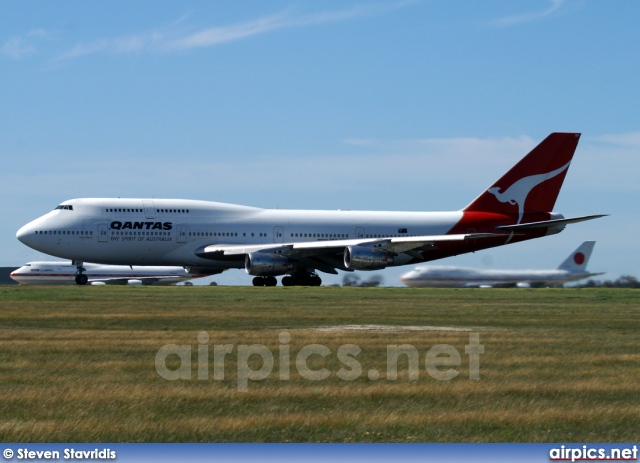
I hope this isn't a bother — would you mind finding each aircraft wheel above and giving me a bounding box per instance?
[252,277,265,286]
[282,276,294,286]
[75,274,88,285]
[265,276,277,286]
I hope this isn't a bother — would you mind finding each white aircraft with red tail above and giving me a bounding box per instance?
[16,132,605,286]
[400,241,603,288]
[10,261,205,286]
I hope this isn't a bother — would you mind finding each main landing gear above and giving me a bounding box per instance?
[282,273,322,287]
[73,261,88,285]
[251,273,323,286]
[252,276,278,286]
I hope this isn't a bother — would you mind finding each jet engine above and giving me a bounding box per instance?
[245,252,294,276]
[343,246,393,270]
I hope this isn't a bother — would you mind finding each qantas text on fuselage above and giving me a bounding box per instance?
[110,221,172,230]
[17,133,605,286]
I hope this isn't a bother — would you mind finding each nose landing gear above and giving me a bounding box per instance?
[73,261,88,285]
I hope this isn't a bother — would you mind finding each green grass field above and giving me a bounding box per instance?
[0,286,638,442]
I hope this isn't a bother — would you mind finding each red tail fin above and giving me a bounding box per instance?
[463,132,580,223]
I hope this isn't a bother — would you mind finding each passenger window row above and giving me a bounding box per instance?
[34,230,92,235]
[104,208,190,213]
[190,232,238,237]
[291,233,349,239]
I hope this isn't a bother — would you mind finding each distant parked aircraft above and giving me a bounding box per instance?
[17,133,604,286]
[10,261,205,286]
[400,241,603,288]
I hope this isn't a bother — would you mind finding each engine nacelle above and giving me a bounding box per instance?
[343,246,393,271]
[245,252,294,276]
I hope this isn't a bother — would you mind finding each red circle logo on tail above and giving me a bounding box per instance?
[574,252,585,265]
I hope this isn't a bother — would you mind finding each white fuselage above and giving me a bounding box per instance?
[10,261,201,285]
[16,198,465,268]
[400,266,596,288]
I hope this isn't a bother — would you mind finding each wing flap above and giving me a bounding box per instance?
[383,233,501,253]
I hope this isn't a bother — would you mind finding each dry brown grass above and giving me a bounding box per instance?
[0,286,638,442]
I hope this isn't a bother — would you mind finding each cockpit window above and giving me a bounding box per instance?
[55,205,73,211]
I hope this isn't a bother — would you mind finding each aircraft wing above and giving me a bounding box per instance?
[196,233,506,274]
[198,233,503,257]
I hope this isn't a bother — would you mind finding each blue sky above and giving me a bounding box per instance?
[2,1,638,286]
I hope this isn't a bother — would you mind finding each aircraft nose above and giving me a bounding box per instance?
[16,221,37,248]
[16,224,29,244]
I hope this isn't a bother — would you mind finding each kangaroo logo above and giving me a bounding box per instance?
[488,161,571,224]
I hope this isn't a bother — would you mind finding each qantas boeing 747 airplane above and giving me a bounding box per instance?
[16,133,604,286]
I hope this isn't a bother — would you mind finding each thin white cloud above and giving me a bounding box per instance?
[55,2,416,61]
[168,11,291,50]
[1,37,35,60]
[489,0,566,27]
[6,132,632,204]
[59,40,109,60]
[590,132,640,147]
[28,29,55,40]
[2,131,634,250]
[556,133,640,192]
[0,134,538,205]
[342,135,535,181]
[168,3,411,50]
[2,29,56,60]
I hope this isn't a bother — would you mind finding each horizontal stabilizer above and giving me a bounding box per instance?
[495,214,607,232]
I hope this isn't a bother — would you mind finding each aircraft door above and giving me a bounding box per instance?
[98,223,109,242]
[143,200,155,219]
[355,227,365,239]
[273,226,284,243]
[177,225,187,243]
